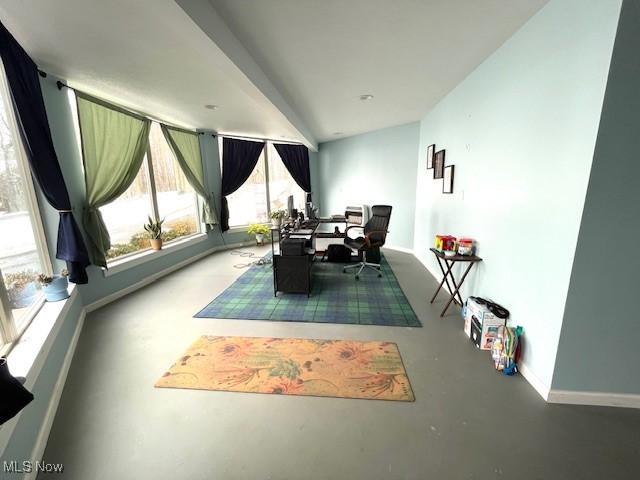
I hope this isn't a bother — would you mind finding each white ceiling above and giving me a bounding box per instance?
[0,0,548,147]
[205,0,549,142]
[0,0,314,146]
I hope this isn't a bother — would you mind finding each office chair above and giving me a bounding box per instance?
[342,205,392,280]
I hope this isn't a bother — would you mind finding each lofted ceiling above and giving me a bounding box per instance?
[203,0,549,142]
[0,0,548,147]
[0,0,315,147]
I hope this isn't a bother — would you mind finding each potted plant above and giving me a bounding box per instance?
[144,216,164,251]
[5,270,38,309]
[270,209,287,228]
[37,269,70,302]
[247,224,270,245]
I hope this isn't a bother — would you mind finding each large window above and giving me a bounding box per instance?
[221,140,305,228]
[0,65,51,353]
[100,122,200,262]
[267,143,306,213]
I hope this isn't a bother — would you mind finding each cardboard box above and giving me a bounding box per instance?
[466,297,499,323]
[470,315,506,350]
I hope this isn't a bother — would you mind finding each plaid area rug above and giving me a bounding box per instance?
[195,253,421,327]
[155,335,415,401]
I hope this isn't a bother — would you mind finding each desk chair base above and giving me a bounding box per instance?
[343,261,382,280]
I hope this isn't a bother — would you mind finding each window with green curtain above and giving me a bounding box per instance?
[75,92,150,268]
[160,125,217,226]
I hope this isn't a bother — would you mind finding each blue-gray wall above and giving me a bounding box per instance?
[412,0,621,391]
[316,122,420,250]
[552,0,639,394]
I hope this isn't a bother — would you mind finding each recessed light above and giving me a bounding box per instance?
[204,104,219,110]
[333,132,343,136]
[359,94,374,101]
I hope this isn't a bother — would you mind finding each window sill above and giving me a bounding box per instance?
[226,224,269,235]
[103,233,208,277]
[6,285,78,384]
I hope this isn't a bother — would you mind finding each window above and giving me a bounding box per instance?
[225,150,268,227]
[101,158,154,260]
[221,140,305,228]
[0,64,52,353]
[147,123,199,243]
[267,143,306,213]
[100,122,201,262]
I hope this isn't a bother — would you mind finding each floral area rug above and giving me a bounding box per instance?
[155,335,415,402]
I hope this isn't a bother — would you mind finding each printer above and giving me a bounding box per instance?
[345,205,371,226]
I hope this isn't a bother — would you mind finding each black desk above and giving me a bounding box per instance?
[429,248,482,317]
[271,221,319,296]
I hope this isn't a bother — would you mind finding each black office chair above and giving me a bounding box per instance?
[342,205,392,280]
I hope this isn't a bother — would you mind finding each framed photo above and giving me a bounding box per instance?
[426,144,435,170]
[433,149,445,179]
[443,165,455,194]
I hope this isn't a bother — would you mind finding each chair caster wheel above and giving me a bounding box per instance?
[343,268,346,273]
[355,275,359,280]
[378,273,382,278]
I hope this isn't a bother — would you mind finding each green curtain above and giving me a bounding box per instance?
[76,92,151,268]
[160,125,217,226]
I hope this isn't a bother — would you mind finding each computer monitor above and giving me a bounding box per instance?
[287,195,294,218]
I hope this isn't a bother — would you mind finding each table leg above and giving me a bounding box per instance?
[440,262,476,317]
[430,257,457,303]
[443,259,465,307]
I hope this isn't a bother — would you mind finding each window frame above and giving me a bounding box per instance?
[100,121,202,266]
[219,138,305,230]
[0,64,53,355]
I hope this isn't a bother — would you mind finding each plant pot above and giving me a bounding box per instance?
[150,238,163,251]
[272,218,281,228]
[43,275,69,302]
[7,282,38,309]
[255,233,265,245]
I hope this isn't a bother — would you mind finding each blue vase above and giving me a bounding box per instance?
[8,282,38,309]
[43,276,69,302]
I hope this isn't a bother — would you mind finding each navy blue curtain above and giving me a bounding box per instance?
[0,22,90,283]
[220,138,265,231]
[274,143,311,195]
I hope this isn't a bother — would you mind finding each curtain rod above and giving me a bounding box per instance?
[53,78,204,135]
[216,132,304,146]
[49,76,304,146]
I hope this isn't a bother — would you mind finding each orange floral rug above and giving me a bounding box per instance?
[155,336,414,402]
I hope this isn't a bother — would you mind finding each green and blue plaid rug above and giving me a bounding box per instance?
[195,254,421,327]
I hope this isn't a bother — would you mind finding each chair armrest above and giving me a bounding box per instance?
[364,230,389,247]
[345,225,365,239]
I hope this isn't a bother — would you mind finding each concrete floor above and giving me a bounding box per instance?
[40,247,640,479]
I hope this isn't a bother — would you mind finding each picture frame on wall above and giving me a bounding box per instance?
[443,165,455,194]
[426,144,435,170]
[433,149,445,179]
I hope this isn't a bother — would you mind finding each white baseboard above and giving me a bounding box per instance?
[413,251,560,405]
[383,245,415,255]
[518,361,550,401]
[547,390,640,409]
[85,240,254,312]
[413,251,442,283]
[24,309,86,480]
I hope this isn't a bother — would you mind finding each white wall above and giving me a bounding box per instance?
[413,0,621,392]
[551,0,640,396]
[318,122,420,250]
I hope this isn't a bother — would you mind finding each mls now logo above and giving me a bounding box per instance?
[3,461,64,474]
